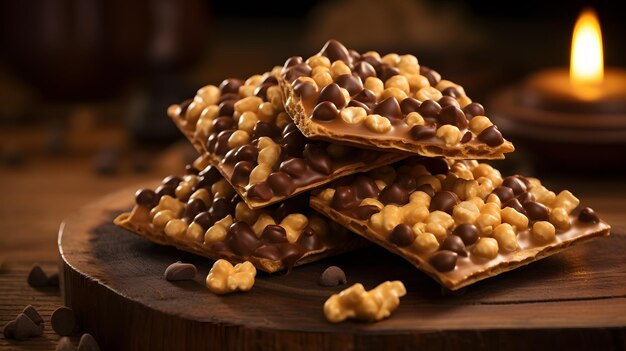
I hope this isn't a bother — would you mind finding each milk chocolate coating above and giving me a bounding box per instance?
[429,250,458,272]
[303,144,333,175]
[247,182,273,201]
[226,222,261,256]
[267,172,296,196]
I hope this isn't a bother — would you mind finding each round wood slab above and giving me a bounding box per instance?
[58,185,626,350]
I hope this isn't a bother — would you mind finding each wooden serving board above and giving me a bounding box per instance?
[58,186,626,351]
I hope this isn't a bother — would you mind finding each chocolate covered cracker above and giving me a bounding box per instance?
[168,72,405,209]
[310,158,610,290]
[115,162,366,273]
[280,40,514,159]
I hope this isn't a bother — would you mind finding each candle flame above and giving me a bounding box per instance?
[570,9,604,85]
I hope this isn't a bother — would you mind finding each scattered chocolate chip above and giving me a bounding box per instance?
[226,222,261,256]
[231,161,253,186]
[297,228,323,251]
[353,176,380,199]
[463,102,485,119]
[78,333,100,351]
[134,189,158,208]
[234,145,259,163]
[12,313,43,340]
[212,116,235,133]
[441,235,468,257]
[477,125,505,147]
[523,201,550,221]
[294,81,317,102]
[164,262,197,281]
[56,336,76,351]
[355,205,380,220]
[261,225,288,243]
[320,40,351,64]
[460,131,472,143]
[22,305,44,326]
[194,212,214,230]
[429,250,458,272]
[353,88,377,104]
[503,198,526,214]
[219,78,244,94]
[438,96,460,109]
[353,61,377,81]
[312,101,339,121]
[318,83,346,109]
[400,97,421,114]
[517,191,535,204]
[373,97,402,119]
[336,74,363,95]
[377,64,400,82]
[318,266,347,287]
[267,172,296,196]
[441,87,462,98]
[379,183,410,206]
[429,191,460,213]
[422,158,450,175]
[578,207,600,223]
[219,99,237,117]
[438,105,468,129]
[331,186,358,211]
[209,197,232,222]
[492,186,515,204]
[247,182,273,201]
[420,66,440,86]
[284,63,312,82]
[28,265,49,288]
[416,184,436,198]
[282,130,307,157]
[46,271,59,287]
[303,144,333,175]
[51,306,77,336]
[284,56,303,68]
[419,99,442,118]
[3,319,16,339]
[502,176,528,195]
[389,224,415,247]
[410,125,436,140]
[453,223,479,245]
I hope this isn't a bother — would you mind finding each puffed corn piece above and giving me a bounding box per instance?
[206,259,256,295]
[323,281,406,323]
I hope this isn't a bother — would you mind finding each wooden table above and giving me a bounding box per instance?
[1,150,625,350]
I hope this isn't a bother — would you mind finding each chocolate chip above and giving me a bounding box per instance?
[263,75,279,85]
[277,158,306,178]
[12,313,43,340]
[320,40,351,64]
[441,235,468,257]
[418,99,442,118]
[218,93,238,104]
[231,161,253,186]
[422,158,450,175]
[452,223,478,246]
[336,74,363,95]
[219,78,244,94]
[438,96,461,109]
[460,131,472,143]
[23,305,44,326]
[502,176,528,195]
[3,320,16,339]
[227,222,261,256]
[318,83,346,109]
[389,224,415,247]
[373,97,402,119]
[208,197,230,222]
[400,97,422,115]
[420,66,441,86]
[353,176,380,199]
[331,186,358,211]
[442,87,462,98]
[282,130,307,157]
[578,207,600,223]
[194,212,214,230]
[253,120,280,140]
[353,61,377,81]
[379,183,410,206]
[303,144,333,175]
[355,205,380,220]
[360,55,382,71]
[318,266,347,287]
[294,81,317,101]
[184,198,206,221]
[254,83,273,100]
[284,56,303,68]
[56,336,76,351]
[163,174,182,186]
[51,306,77,336]
[353,88,377,104]
[28,265,49,288]
[196,166,221,189]
[261,225,288,243]
[478,125,505,147]
[429,250,458,272]
[312,101,339,121]
[234,145,259,163]
[212,116,235,133]
[247,182,273,201]
[297,227,323,251]
[430,191,460,213]
[492,186,515,203]
[523,201,550,221]
[78,333,100,351]
[164,262,197,281]
[218,99,236,117]
[155,184,175,198]
[395,173,417,191]
[503,198,526,214]
[284,63,312,82]
[439,105,468,129]
[463,102,485,119]
[377,64,400,82]
[46,272,59,286]
[416,184,436,198]
[410,125,436,140]
[517,191,535,204]
[267,172,296,196]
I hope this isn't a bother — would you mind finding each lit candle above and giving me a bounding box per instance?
[522,8,626,113]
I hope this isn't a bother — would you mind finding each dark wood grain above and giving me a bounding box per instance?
[58,186,626,350]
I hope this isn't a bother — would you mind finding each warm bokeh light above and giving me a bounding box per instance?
[570,9,604,85]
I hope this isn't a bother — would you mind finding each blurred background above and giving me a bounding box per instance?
[0,0,625,263]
